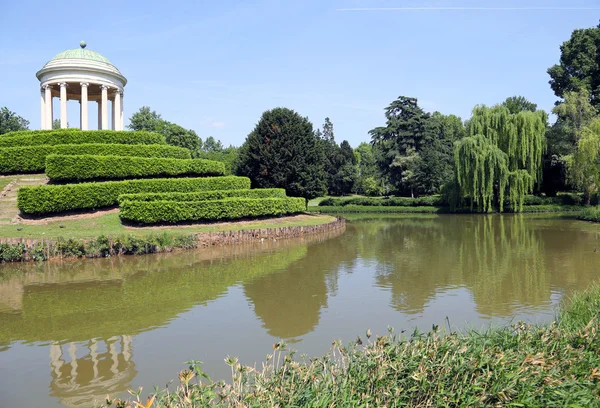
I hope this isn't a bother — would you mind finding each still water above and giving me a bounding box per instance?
[1,214,600,407]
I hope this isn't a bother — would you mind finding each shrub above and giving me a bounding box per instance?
[119,197,306,224]
[319,196,446,207]
[578,205,600,221]
[18,176,251,215]
[118,188,287,203]
[0,129,165,147]
[0,143,191,174]
[46,154,225,181]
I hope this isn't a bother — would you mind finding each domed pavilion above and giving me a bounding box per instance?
[36,41,127,130]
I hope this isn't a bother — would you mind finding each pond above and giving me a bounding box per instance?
[1,214,599,407]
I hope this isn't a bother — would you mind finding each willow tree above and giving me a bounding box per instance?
[454,105,547,212]
[565,118,600,205]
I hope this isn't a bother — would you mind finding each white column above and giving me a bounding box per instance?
[114,90,122,131]
[44,85,53,129]
[97,100,102,129]
[59,82,68,129]
[111,97,116,130]
[120,92,124,130]
[100,85,109,130]
[40,88,46,130]
[80,83,89,130]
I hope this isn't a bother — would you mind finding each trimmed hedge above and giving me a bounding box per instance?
[319,196,445,207]
[309,205,447,214]
[0,129,165,147]
[118,188,287,203]
[119,197,306,224]
[18,176,251,215]
[46,154,225,181]
[0,144,191,174]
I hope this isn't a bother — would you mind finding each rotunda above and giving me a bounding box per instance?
[36,41,127,130]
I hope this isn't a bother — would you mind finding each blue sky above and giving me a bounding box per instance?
[1,0,599,147]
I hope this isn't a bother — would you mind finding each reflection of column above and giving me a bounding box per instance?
[50,343,64,377]
[101,85,109,130]
[68,343,78,384]
[89,338,99,380]
[40,88,46,129]
[80,83,89,130]
[59,82,68,129]
[108,336,119,375]
[44,85,53,129]
[122,335,132,362]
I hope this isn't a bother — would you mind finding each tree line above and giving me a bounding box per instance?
[2,22,600,210]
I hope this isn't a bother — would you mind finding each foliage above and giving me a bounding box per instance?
[52,119,70,129]
[370,97,464,195]
[236,107,327,199]
[548,22,600,108]
[316,118,358,195]
[309,205,446,213]
[502,95,537,114]
[565,118,600,205]
[0,129,165,147]
[118,188,287,203]
[45,154,224,182]
[18,176,251,215]
[578,205,600,221]
[197,137,240,175]
[119,197,306,224]
[353,142,382,195]
[455,105,547,212]
[0,107,29,135]
[319,195,445,207]
[128,106,203,157]
[0,143,190,174]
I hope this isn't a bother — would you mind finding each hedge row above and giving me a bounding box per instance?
[18,176,251,215]
[0,144,191,174]
[119,197,306,224]
[118,188,287,203]
[309,205,446,214]
[319,196,445,207]
[46,154,225,181]
[0,129,166,147]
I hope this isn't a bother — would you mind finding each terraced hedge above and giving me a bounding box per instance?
[0,144,191,174]
[46,154,225,182]
[119,197,306,224]
[0,129,165,147]
[118,188,287,203]
[18,176,251,215]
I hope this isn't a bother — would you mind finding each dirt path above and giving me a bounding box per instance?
[0,174,48,225]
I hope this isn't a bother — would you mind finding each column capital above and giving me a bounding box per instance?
[100,85,110,91]
[80,82,89,88]
[58,82,68,88]
[42,84,53,91]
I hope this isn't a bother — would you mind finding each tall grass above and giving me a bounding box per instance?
[98,284,600,407]
[578,205,600,222]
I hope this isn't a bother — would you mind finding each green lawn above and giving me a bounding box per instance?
[0,212,336,239]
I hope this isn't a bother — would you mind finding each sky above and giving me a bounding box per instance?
[1,0,599,147]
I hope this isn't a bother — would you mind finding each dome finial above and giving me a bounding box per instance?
[80,41,87,49]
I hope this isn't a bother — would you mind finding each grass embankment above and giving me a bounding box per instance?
[579,206,600,222]
[100,284,600,407]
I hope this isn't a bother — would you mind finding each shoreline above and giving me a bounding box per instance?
[0,215,345,263]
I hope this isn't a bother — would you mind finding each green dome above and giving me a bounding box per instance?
[49,48,112,65]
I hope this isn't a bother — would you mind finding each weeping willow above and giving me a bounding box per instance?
[455,105,547,212]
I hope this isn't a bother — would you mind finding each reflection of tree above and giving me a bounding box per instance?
[244,231,357,339]
[49,336,135,408]
[365,215,598,318]
[0,236,337,345]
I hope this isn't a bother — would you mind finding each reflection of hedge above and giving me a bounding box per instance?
[0,129,165,147]
[46,154,225,181]
[120,197,306,224]
[118,188,287,203]
[0,144,190,174]
[18,176,251,215]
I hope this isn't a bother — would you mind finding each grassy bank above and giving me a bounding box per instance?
[100,283,600,407]
[579,206,600,222]
[308,204,583,214]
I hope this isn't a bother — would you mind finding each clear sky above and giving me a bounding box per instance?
[1,0,599,147]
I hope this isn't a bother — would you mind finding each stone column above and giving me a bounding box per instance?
[80,83,89,130]
[59,82,68,129]
[111,97,116,130]
[97,100,102,129]
[120,92,124,130]
[40,88,46,130]
[113,90,122,131]
[100,85,109,130]
[44,85,53,129]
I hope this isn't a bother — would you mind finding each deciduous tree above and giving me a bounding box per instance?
[0,107,29,135]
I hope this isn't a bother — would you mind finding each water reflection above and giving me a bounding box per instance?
[1,215,600,408]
